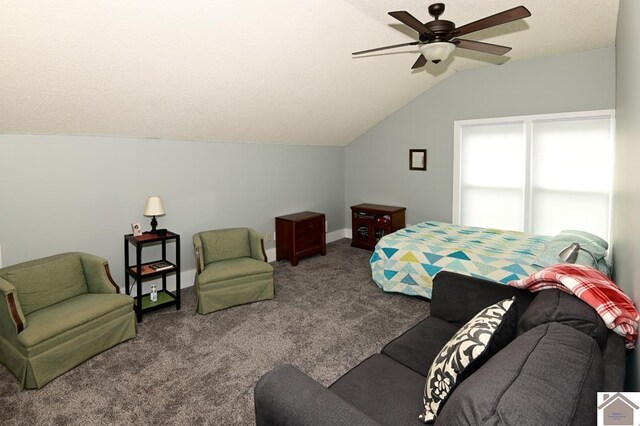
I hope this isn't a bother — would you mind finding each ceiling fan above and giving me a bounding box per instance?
[353,3,531,69]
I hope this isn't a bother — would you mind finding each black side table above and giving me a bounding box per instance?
[124,231,181,322]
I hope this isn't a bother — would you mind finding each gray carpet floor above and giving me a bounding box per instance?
[0,239,429,425]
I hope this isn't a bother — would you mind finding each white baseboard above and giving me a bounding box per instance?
[134,228,352,292]
[265,228,350,263]
[179,268,196,289]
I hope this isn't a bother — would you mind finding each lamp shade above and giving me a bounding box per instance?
[420,42,455,63]
[143,196,166,217]
[558,243,580,263]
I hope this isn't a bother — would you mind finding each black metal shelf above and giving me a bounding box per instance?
[124,231,181,323]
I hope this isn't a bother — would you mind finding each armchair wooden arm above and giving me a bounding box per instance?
[104,264,120,293]
[0,278,25,334]
[195,245,203,275]
[6,293,24,333]
[79,252,121,294]
[260,239,267,263]
[248,229,268,263]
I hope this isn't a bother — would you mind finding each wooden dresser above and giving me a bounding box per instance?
[275,211,326,266]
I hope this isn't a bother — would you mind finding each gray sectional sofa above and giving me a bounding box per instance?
[254,271,626,425]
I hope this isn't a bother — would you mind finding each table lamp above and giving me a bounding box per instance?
[143,196,165,233]
[558,242,598,264]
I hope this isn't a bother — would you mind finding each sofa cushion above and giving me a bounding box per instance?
[431,271,534,327]
[519,289,608,348]
[198,257,273,285]
[255,364,379,426]
[4,254,88,315]
[436,322,604,426]
[201,228,251,264]
[382,316,460,377]
[329,354,425,426]
[18,293,134,348]
[420,298,517,424]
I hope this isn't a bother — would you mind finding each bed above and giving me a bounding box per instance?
[370,221,611,299]
[370,221,551,299]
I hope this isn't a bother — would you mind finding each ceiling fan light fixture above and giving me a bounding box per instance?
[356,5,531,70]
[420,42,455,63]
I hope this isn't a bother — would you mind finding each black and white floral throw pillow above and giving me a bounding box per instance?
[419,297,517,424]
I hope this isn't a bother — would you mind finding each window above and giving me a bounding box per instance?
[453,110,614,241]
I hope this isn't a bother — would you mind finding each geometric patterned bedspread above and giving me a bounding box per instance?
[370,221,551,299]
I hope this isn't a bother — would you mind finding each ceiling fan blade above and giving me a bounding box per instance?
[453,38,512,56]
[352,41,420,56]
[454,6,531,37]
[389,11,433,36]
[411,54,427,69]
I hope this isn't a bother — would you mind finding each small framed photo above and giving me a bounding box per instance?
[131,223,142,236]
[410,149,427,171]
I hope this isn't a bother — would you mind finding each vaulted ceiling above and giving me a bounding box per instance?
[0,0,619,146]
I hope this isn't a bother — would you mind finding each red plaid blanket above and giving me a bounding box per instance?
[509,264,639,349]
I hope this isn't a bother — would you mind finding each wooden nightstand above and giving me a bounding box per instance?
[275,211,326,266]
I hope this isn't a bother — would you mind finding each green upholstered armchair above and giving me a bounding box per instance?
[0,252,136,389]
[193,228,274,315]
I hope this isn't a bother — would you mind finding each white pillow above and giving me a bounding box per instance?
[419,298,517,424]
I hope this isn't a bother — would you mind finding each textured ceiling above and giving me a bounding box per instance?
[0,0,619,146]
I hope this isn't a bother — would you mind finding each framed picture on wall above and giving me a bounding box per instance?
[410,149,427,171]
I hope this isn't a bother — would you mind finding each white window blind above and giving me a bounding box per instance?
[453,111,614,241]
[458,123,525,231]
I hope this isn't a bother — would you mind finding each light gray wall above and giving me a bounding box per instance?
[0,135,345,286]
[613,0,640,391]
[345,47,616,227]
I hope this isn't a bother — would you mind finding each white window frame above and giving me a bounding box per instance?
[452,109,615,240]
